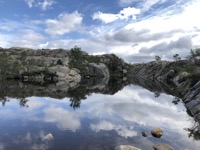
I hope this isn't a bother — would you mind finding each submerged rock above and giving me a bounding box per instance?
[153,143,174,150]
[151,127,163,138]
[43,133,54,141]
[115,145,141,150]
[142,132,148,137]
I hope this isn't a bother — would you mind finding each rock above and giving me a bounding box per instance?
[123,77,127,81]
[72,68,81,74]
[88,63,110,78]
[115,145,141,150]
[123,69,128,74]
[151,127,163,138]
[43,133,54,141]
[48,66,70,79]
[61,57,69,66]
[69,69,78,76]
[142,132,148,137]
[153,143,174,150]
[173,72,189,86]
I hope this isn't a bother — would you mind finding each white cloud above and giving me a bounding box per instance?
[92,12,120,24]
[90,120,137,138]
[0,33,12,48]
[141,0,167,12]
[89,0,200,63]
[38,0,56,10]
[43,105,81,132]
[83,85,192,132]
[25,0,56,10]
[25,0,35,8]
[9,30,45,48]
[92,7,140,24]
[45,11,83,36]
[39,38,109,54]
[118,0,168,12]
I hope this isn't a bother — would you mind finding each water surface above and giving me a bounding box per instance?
[0,84,199,150]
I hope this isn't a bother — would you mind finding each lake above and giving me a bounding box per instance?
[0,81,199,150]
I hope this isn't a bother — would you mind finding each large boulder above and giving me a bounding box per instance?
[88,63,109,78]
[151,127,163,138]
[48,66,70,79]
[115,145,141,150]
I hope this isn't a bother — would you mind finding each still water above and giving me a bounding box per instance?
[0,84,199,150]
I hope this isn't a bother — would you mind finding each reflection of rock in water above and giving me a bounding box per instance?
[153,143,174,150]
[0,76,129,109]
[43,133,54,141]
[183,81,200,141]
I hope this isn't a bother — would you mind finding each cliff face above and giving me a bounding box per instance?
[129,59,200,128]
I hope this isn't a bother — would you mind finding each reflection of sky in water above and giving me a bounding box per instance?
[0,85,199,150]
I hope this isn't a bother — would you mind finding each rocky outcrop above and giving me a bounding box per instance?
[0,48,129,86]
[128,59,200,137]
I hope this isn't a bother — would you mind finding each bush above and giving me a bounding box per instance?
[57,59,63,65]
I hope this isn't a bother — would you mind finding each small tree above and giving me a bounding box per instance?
[155,55,161,61]
[57,59,63,65]
[186,48,200,66]
[173,54,181,61]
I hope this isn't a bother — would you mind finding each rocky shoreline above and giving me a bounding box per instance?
[0,47,129,86]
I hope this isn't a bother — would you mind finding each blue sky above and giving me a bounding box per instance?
[0,0,200,62]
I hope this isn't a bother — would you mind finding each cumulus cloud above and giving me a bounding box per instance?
[88,0,200,63]
[92,7,140,24]
[45,11,83,36]
[43,105,81,132]
[84,85,192,131]
[139,36,192,59]
[9,30,45,48]
[106,28,183,43]
[90,120,137,138]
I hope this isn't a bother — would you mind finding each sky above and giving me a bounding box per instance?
[0,0,200,63]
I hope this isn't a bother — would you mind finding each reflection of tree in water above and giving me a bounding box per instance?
[67,86,89,109]
[0,97,10,106]
[172,97,181,105]
[154,92,160,98]
[0,97,28,107]
[19,98,29,107]
[185,121,200,141]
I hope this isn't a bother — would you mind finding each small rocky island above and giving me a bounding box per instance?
[1,47,200,149]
